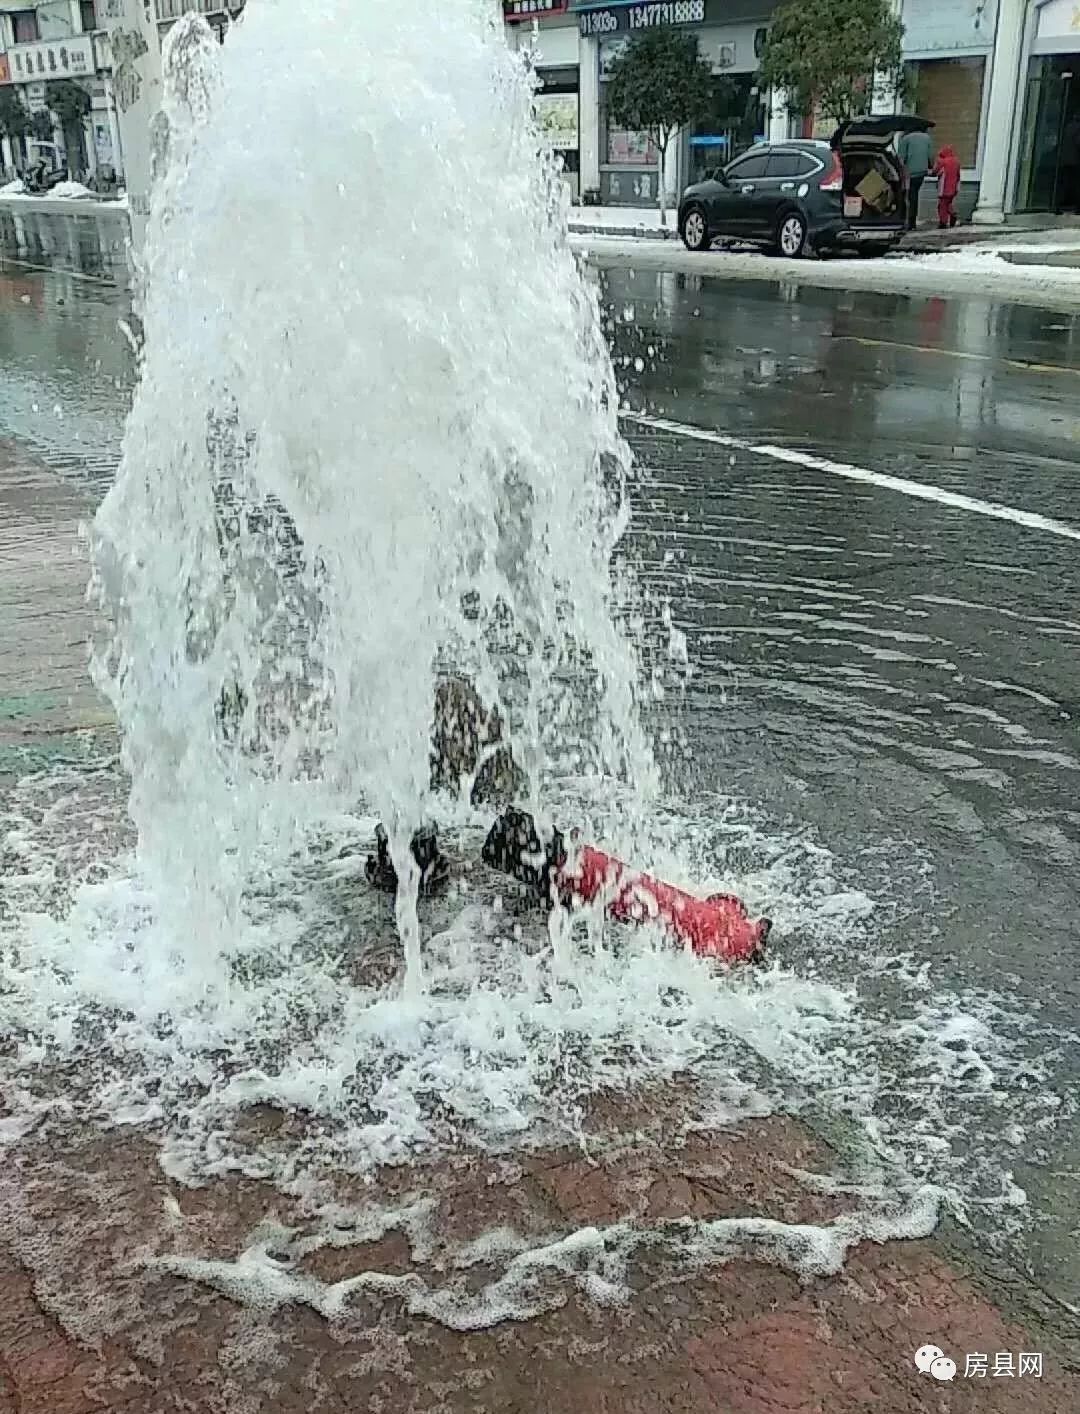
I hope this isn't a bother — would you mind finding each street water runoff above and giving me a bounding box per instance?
[0,0,1074,1330]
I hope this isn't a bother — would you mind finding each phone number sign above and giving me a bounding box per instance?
[578,0,706,36]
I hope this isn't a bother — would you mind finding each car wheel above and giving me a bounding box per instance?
[773,211,808,258]
[681,205,709,253]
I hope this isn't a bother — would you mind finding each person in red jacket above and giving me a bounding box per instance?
[933,145,962,229]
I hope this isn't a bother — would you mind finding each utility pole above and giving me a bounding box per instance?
[99,0,163,255]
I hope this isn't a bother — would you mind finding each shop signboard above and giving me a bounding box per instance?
[577,0,774,35]
[5,36,94,83]
[505,0,570,20]
[578,0,707,36]
[901,0,997,55]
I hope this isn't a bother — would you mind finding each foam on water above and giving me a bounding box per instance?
[145,1187,944,1331]
[3,763,1071,1219]
[3,739,1077,1325]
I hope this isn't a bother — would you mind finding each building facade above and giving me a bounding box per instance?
[504,0,1080,218]
[901,1,996,179]
[505,0,780,206]
[2,1,1074,217]
[1000,0,1080,215]
[895,0,1080,218]
[0,0,242,186]
[0,1,119,182]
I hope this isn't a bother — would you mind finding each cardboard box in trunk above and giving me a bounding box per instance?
[854,167,892,214]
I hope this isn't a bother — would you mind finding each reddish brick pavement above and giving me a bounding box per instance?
[0,1114,1075,1414]
[0,440,110,753]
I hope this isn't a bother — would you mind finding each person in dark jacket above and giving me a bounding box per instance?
[898,127,933,229]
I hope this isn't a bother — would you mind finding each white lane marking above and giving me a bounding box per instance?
[622,411,1080,545]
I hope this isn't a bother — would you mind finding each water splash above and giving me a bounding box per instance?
[89,2,654,989]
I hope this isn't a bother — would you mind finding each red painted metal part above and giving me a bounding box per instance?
[555,843,771,965]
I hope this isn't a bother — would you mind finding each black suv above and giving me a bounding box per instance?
[678,117,932,259]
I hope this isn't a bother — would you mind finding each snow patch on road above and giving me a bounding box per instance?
[897,239,1080,284]
[572,231,1080,307]
[50,180,95,200]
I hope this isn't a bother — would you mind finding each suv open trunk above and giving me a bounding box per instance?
[840,149,906,227]
[829,114,934,239]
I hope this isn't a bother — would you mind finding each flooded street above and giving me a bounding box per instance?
[603,265,1080,1010]
[2,214,1079,1408]
[607,266,1080,1305]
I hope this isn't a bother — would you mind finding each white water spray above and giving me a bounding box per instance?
[90,1,654,986]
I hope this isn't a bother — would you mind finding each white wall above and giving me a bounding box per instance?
[901,0,998,57]
[596,22,764,76]
[1033,0,1080,52]
[525,19,580,68]
[696,23,767,75]
[36,1,83,43]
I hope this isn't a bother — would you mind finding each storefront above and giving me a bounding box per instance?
[508,0,1080,219]
[577,0,777,204]
[597,33,660,206]
[504,2,582,199]
[1014,0,1080,210]
[899,0,997,186]
[0,31,98,180]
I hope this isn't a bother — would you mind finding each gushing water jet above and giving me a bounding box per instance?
[89,0,655,989]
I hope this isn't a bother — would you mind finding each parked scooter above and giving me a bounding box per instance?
[22,159,68,195]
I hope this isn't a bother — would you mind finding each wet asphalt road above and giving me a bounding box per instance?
[2,218,1080,1307]
[598,264,1080,1003]
[596,261,1080,1305]
[0,213,130,480]
[599,264,1080,976]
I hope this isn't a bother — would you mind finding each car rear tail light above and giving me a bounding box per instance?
[820,154,843,191]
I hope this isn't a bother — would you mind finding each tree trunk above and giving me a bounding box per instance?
[657,133,668,228]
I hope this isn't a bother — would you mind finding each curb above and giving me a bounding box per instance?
[568,219,1079,256]
[569,223,677,240]
[570,239,1080,312]
[6,196,1072,259]
[1001,249,1080,269]
[0,194,128,220]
